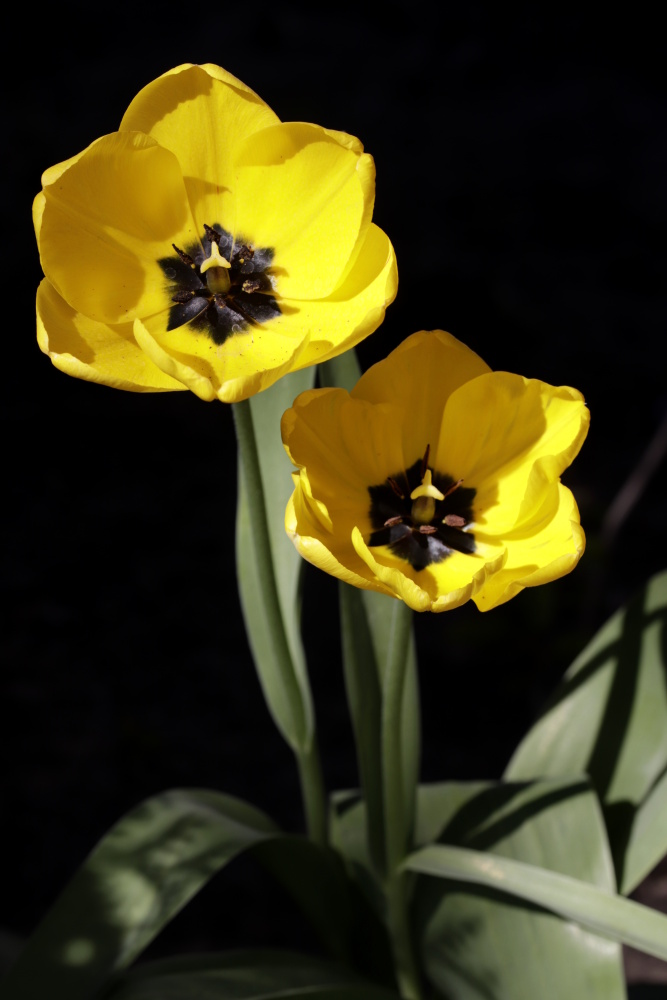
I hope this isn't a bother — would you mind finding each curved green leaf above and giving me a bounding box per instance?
[411,778,626,1000]
[506,569,667,894]
[406,841,667,962]
[1,789,352,1000]
[235,368,316,752]
[103,950,400,1000]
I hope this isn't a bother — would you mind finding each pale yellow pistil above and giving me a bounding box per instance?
[200,242,232,295]
[410,469,445,524]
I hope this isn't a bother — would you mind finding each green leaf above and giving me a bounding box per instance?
[339,584,386,875]
[410,778,627,1000]
[235,368,316,752]
[505,569,667,894]
[1,789,353,1000]
[406,841,667,963]
[103,949,401,1000]
[319,349,362,393]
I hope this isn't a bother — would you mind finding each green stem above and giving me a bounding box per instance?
[297,742,328,847]
[382,599,422,1000]
[233,398,327,846]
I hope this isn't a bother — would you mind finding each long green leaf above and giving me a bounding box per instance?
[412,778,626,1000]
[235,368,316,752]
[1,789,352,1000]
[506,569,667,894]
[103,949,400,1000]
[406,842,667,962]
[339,583,386,875]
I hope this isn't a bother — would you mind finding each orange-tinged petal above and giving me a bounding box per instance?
[37,279,185,392]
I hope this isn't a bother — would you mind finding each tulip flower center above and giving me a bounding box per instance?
[368,445,476,570]
[158,224,280,345]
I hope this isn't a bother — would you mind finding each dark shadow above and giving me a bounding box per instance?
[433,778,590,853]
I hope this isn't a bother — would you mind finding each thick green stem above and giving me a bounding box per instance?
[233,398,327,846]
[382,599,422,1000]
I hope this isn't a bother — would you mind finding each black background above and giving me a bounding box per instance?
[4,1,667,975]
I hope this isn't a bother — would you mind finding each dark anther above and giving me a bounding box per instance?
[418,525,438,535]
[443,478,464,498]
[444,514,467,527]
[242,278,262,293]
[384,515,404,527]
[388,477,405,500]
[420,444,431,481]
[172,244,196,267]
[203,224,221,244]
[235,244,254,262]
[172,289,196,303]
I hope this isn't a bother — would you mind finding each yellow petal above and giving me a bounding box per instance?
[353,331,492,468]
[37,279,185,392]
[283,386,406,502]
[438,372,590,532]
[285,492,391,597]
[232,122,374,299]
[134,311,313,403]
[120,63,280,233]
[38,131,198,324]
[473,484,585,610]
[269,223,398,370]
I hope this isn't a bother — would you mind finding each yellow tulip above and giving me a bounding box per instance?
[34,64,397,402]
[282,331,590,612]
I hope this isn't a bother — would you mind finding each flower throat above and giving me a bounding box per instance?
[368,445,476,570]
[158,224,280,344]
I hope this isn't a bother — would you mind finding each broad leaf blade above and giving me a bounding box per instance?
[236,369,316,751]
[411,778,627,1000]
[104,949,400,1000]
[506,569,667,893]
[2,790,352,1000]
[407,842,667,963]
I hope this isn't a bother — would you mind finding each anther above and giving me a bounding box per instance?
[172,289,196,303]
[172,244,196,268]
[444,514,467,528]
[204,224,221,244]
[384,515,404,528]
[388,477,405,499]
[242,278,262,294]
[235,244,254,263]
[418,524,438,535]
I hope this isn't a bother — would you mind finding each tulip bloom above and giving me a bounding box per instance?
[281,331,589,612]
[34,64,397,402]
